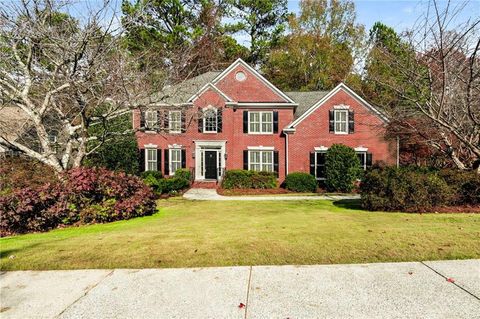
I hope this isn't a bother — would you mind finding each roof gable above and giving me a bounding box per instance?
[187,83,232,102]
[212,59,295,104]
[287,83,389,128]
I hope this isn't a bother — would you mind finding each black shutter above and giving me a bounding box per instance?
[273,111,278,134]
[140,111,146,131]
[366,153,373,168]
[217,108,222,133]
[309,152,315,176]
[243,150,249,170]
[329,110,334,133]
[317,152,326,179]
[243,111,248,133]
[348,110,354,133]
[198,110,203,133]
[156,111,161,132]
[181,149,186,168]
[273,151,279,177]
[181,111,186,132]
[156,149,162,172]
[164,111,169,131]
[139,149,145,172]
[164,149,169,175]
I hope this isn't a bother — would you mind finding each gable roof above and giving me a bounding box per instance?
[287,83,389,129]
[212,58,296,104]
[187,83,232,102]
[286,91,329,119]
[148,71,221,105]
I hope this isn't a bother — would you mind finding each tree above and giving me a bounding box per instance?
[226,0,288,65]
[262,0,363,91]
[365,0,480,172]
[0,0,170,172]
[325,144,362,192]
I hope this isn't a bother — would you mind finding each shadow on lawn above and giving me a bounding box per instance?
[333,199,363,211]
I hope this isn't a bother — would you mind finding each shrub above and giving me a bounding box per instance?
[174,168,191,181]
[222,170,277,189]
[325,144,362,193]
[0,167,156,236]
[284,172,317,192]
[438,169,480,205]
[360,167,452,212]
[141,171,163,180]
[158,177,191,194]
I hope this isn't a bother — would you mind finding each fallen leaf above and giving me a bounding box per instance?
[238,303,245,309]
[408,271,413,275]
[447,278,455,283]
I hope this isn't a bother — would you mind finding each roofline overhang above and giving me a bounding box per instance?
[282,127,296,134]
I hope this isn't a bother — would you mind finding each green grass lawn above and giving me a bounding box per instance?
[1,199,479,270]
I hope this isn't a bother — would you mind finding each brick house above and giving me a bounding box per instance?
[134,58,398,184]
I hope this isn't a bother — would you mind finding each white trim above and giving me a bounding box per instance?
[144,110,157,129]
[144,143,158,148]
[247,149,274,172]
[145,147,158,172]
[333,104,350,110]
[188,83,233,102]
[193,140,226,181]
[314,146,329,151]
[285,133,289,175]
[247,146,274,150]
[212,58,296,104]
[168,148,182,176]
[287,83,389,129]
[202,107,218,133]
[354,146,368,152]
[168,110,182,133]
[247,111,273,134]
[168,144,183,149]
[334,109,349,134]
[225,102,297,107]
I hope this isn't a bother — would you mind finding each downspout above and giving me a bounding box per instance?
[396,136,400,168]
[285,133,289,175]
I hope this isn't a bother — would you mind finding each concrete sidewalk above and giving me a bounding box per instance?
[183,188,360,201]
[1,260,479,319]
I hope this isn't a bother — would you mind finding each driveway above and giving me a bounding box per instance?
[1,260,479,318]
[183,188,360,201]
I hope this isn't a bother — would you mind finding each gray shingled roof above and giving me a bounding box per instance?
[148,71,221,105]
[286,91,329,118]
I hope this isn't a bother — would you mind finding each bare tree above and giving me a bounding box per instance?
[0,0,207,172]
[365,0,480,172]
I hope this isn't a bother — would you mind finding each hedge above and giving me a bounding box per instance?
[222,170,277,189]
[325,144,362,192]
[284,172,317,192]
[141,170,190,195]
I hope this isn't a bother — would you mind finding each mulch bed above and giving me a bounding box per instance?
[217,188,296,196]
[429,205,480,214]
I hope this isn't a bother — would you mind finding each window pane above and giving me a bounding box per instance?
[204,109,217,132]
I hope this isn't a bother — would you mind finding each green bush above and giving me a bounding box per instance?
[222,170,276,189]
[159,177,190,194]
[284,172,317,192]
[174,168,191,181]
[360,167,452,212]
[438,169,480,205]
[325,144,362,192]
[141,171,163,180]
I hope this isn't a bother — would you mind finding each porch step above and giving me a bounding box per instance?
[191,180,218,189]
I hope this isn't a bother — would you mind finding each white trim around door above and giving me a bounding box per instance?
[194,140,226,181]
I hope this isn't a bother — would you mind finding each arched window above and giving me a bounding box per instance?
[203,108,217,133]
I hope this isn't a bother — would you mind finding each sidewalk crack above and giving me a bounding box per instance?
[420,261,480,301]
[55,270,115,318]
[244,266,253,319]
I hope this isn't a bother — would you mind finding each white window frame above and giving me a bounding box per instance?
[169,110,182,133]
[203,108,217,133]
[248,150,274,172]
[169,148,182,175]
[248,111,273,134]
[334,109,349,134]
[357,151,367,170]
[145,110,157,130]
[145,148,158,171]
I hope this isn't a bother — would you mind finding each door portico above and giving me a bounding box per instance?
[194,140,226,181]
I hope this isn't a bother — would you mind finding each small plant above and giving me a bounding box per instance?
[284,172,317,192]
[222,170,276,189]
[174,168,191,181]
[325,144,362,193]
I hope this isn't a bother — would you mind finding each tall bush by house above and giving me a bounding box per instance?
[360,167,453,212]
[438,169,480,205]
[0,167,156,236]
[325,144,362,192]
[284,172,317,192]
[222,170,277,189]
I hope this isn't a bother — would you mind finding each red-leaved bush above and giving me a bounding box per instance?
[0,167,156,236]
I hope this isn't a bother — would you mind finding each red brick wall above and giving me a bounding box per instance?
[288,89,398,174]
[215,65,287,103]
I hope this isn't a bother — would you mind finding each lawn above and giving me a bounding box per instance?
[1,199,479,270]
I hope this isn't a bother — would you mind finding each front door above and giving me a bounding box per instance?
[204,151,218,179]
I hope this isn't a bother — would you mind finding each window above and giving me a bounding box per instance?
[145,110,157,130]
[334,110,348,134]
[169,148,182,174]
[203,109,217,133]
[248,111,273,134]
[146,148,157,171]
[169,111,181,133]
[249,150,273,172]
[314,152,326,179]
[357,152,367,170]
